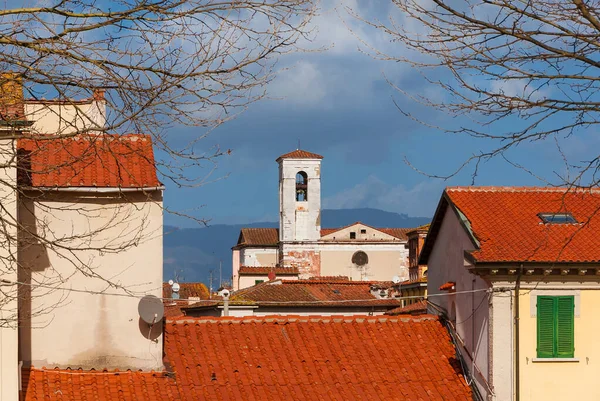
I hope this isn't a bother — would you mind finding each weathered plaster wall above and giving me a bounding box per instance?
[279,159,321,242]
[240,247,278,267]
[427,206,491,398]
[232,249,240,291]
[280,242,409,282]
[18,191,163,370]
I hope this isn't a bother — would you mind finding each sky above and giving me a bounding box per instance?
[162,1,593,228]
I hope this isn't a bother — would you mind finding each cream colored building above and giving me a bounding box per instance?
[232,150,413,290]
[423,186,600,401]
[0,76,164,401]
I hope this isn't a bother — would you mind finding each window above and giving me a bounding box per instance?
[296,171,308,201]
[255,280,264,285]
[352,251,368,266]
[360,229,367,234]
[538,213,577,224]
[537,296,574,358]
[349,232,356,239]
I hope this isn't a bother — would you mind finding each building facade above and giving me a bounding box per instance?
[423,186,600,401]
[232,150,413,290]
[0,74,164,400]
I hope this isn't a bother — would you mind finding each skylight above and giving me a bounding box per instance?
[538,213,577,224]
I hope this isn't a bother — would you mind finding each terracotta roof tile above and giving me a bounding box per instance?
[236,228,279,246]
[276,149,323,161]
[237,225,414,247]
[399,277,428,287]
[21,368,178,400]
[321,222,413,241]
[23,316,472,400]
[439,281,456,291]
[229,279,402,308]
[17,134,160,188]
[444,186,600,263]
[238,266,299,275]
[386,300,429,316]
[162,282,211,317]
[162,282,210,299]
[379,227,413,240]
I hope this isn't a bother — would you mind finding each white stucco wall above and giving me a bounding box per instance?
[0,139,18,401]
[279,158,321,242]
[18,190,163,370]
[25,99,106,135]
[427,206,491,398]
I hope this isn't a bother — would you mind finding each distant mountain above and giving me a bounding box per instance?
[164,208,430,285]
[320,208,430,228]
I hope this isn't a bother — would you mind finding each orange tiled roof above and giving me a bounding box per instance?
[163,282,211,317]
[399,277,428,287]
[162,282,210,299]
[276,149,323,161]
[386,300,429,316]
[238,266,299,275]
[21,368,178,400]
[379,227,413,240]
[237,225,412,247]
[22,315,472,400]
[321,222,413,241]
[17,134,160,188]
[229,279,402,307]
[432,186,600,263]
[236,228,279,247]
[439,281,456,291]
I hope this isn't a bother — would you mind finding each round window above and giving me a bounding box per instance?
[352,251,368,266]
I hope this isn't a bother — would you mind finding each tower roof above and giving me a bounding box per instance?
[276,149,323,162]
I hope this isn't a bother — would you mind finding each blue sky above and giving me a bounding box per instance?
[162,1,593,227]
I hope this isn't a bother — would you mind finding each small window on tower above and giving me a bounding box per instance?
[296,171,308,202]
[360,229,367,234]
[350,232,356,239]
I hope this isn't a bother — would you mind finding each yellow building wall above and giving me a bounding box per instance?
[519,290,600,401]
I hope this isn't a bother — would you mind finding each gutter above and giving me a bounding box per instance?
[22,186,165,193]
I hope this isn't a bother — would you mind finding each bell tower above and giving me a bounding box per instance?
[276,149,323,243]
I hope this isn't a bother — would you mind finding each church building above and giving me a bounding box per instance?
[231,150,417,290]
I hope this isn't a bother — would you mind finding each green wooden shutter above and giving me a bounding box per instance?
[556,296,575,358]
[537,296,555,358]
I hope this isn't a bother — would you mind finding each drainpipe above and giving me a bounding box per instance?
[223,298,229,317]
[515,265,522,401]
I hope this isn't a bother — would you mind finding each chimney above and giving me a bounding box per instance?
[0,73,28,129]
[93,89,105,101]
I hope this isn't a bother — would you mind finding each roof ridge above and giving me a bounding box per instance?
[166,314,438,324]
[276,149,323,161]
[446,185,600,193]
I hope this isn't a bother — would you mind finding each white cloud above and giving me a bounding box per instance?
[269,60,327,106]
[265,0,413,108]
[323,175,444,217]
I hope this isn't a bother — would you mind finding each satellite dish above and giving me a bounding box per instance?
[138,295,164,324]
[392,276,401,284]
[172,282,180,293]
[168,279,174,286]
